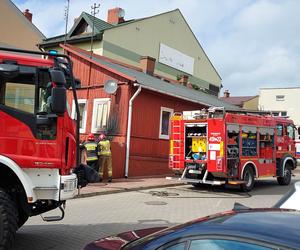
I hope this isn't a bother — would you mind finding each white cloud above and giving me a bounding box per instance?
[12,0,300,96]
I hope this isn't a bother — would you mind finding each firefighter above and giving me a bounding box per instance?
[79,142,87,165]
[83,133,99,171]
[97,133,112,182]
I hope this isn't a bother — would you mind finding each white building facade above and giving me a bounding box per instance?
[259,87,300,126]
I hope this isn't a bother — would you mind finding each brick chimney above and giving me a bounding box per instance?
[23,9,32,22]
[178,75,189,86]
[223,89,230,98]
[107,7,125,25]
[140,56,156,75]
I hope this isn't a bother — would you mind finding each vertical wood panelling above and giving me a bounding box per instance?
[129,89,205,176]
[67,50,208,177]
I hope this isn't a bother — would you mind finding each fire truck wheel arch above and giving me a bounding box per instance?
[241,161,258,179]
[279,156,295,177]
[0,155,35,201]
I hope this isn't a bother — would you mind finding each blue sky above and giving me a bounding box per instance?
[12,0,300,96]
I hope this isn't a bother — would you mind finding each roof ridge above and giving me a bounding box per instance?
[81,11,114,27]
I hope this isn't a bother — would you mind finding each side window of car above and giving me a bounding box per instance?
[164,242,186,250]
[189,239,272,250]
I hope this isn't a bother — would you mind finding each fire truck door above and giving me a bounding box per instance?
[287,124,296,154]
[0,68,63,169]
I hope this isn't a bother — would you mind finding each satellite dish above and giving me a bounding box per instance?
[118,8,125,18]
[104,80,118,94]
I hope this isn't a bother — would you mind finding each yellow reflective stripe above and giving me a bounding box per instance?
[99,152,111,156]
[85,144,97,150]
[220,141,224,157]
[87,156,98,161]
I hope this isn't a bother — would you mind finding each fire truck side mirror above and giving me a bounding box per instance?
[50,69,66,86]
[51,86,66,115]
[49,70,66,114]
[298,127,300,138]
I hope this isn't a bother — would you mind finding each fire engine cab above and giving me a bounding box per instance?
[169,107,297,191]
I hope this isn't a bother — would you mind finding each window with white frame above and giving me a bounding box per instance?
[159,107,174,139]
[276,95,285,101]
[91,98,111,133]
[72,99,87,133]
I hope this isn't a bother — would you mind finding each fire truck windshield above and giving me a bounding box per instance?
[0,66,57,115]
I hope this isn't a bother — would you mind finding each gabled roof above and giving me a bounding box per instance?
[100,9,221,81]
[39,8,219,85]
[68,12,114,38]
[220,96,258,107]
[62,44,237,109]
[8,0,45,39]
[40,12,113,47]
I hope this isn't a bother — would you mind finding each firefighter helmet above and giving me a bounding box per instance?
[87,133,95,141]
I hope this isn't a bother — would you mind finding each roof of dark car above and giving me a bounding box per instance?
[125,209,300,249]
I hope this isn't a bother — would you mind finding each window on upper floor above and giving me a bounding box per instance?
[276,95,285,101]
[280,111,287,116]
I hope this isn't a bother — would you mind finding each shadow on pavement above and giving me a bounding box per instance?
[14,221,176,250]
[169,178,299,198]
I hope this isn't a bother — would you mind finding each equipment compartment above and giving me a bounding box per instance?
[185,123,207,161]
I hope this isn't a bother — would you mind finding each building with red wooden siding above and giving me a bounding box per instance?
[61,44,237,178]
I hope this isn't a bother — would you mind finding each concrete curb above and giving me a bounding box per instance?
[75,182,185,199]
[74,169,300,199]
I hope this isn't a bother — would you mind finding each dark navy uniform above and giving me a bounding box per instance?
[83,141,98,171]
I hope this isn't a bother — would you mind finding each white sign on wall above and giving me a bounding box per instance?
[158,43,194,75]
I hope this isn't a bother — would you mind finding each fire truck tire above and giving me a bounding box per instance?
[277,165,291,185]
[192,183,202,188]
[0,188,18,250]
[17,211,28,229]
[241,167,255,192]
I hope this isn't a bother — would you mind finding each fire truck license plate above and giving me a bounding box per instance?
[189,169,202,174]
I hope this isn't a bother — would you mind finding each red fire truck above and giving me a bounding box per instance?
[169,107,297,191]
[0,47,85,249]
[296,139,300,165]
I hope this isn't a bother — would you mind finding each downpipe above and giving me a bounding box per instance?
[125,84,142,177]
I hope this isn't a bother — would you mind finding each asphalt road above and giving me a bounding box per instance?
[14,174,300,250]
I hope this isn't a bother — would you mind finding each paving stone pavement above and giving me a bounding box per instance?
[76,175,184,198]
[13,170,300,250]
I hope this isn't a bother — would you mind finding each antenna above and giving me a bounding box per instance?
[64,0,70,45]
[118,8,125,18]
[90,2,100,58]
[104,80,118,94]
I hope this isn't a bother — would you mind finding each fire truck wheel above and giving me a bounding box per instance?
[277,165,291,186]
[17,211,29,229]
[241,167,255,192]
[0,188,18,250]
[192,183,202,188]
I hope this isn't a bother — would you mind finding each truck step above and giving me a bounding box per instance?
[41,205,65,222]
